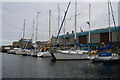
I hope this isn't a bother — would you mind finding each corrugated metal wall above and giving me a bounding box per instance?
[69,37,74,44]
[118,31,120,42]
[79,35,87,44]
[58,27,120,45]
[65,37,70,44]
[100,32,110,42]
[112,31,120,42]
[89,34,100,43]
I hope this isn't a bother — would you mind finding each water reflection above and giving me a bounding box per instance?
[2,53,120,78]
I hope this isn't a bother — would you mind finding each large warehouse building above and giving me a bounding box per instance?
[58,26,120,45]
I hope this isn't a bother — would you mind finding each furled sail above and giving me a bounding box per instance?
[74,41,98,48]
[98,43,112,50]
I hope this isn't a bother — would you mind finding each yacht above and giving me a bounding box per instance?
[31,49,39,57]
[51,49,95,60]
[92,51,119,63]
[37,47,51,57]
[7,48,19,54]
[15,48,27,55]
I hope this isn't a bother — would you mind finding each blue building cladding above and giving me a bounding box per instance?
[59,26,120,39]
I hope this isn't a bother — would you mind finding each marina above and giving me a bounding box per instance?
[1,0,120,79]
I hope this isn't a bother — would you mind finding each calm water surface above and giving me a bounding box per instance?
[2,53,120,78]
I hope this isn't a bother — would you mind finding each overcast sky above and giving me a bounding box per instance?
[1,0,119,45]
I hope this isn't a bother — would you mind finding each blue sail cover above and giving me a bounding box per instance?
[88,44,98,47]
[74,41,98,51]
[98,43,112,50]
[74,42,88,47]
[74,41,98,47]
[98,52,112,57]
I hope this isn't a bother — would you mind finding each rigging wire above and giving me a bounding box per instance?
[109,1,119,49]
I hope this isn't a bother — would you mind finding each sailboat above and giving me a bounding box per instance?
[8,19,31,55]
[92,43,119,63]
[26,19,35,56]
[37,10,52,57]
[92,1,119,63]
[31,12,40,57]
[51,1,96,60]
[37,47,51,57]
[15,19,29,55]
[7,48,19,54]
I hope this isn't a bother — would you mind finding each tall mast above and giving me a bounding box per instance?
[49,10,51,41]
[74,0,77,40]
[56,1,71,42]
[57,3,60,44]
[22,19,25,48]
[35,12,40,44]
[58,3,60,32]
[88,4,91,44]
[108,0,111,42]
[74,0,77,49]
[23,19,25,40]
[32,19,35,43]
[109,1,119,48]
[64,18,66,47]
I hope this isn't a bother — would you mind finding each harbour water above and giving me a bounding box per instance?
[2,52,120,78]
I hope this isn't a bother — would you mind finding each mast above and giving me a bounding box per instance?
[74,0,77,49]
[49,10,51,41]
[108,1,111,42]
[64,18,66,47]
[58,3,60,33]
[109,1,119,48]
[74,0,77,40]
[22,19,25,48]
[35,12,40,50]
[56,1,71,42]
[57,3,60,44]
[88,4,91,44]
[35,12,40,44]
[32,19,35,43]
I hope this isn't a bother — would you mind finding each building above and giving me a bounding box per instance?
[12,41,19,47]
[12,38,33,49]
[37,41,49,47]
[58,26,120,46]
[37,35,57,48]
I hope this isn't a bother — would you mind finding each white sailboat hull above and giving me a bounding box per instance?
[92,54,119,62]
[37,52,51,57]
[26,52,32,56]
[31,53,37,57]
[15,50,26,55]
[52,50,90,60]
[15,49,31,55]
[7,50,15,54]
[25,50,32,56]
[93,56,112,61]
